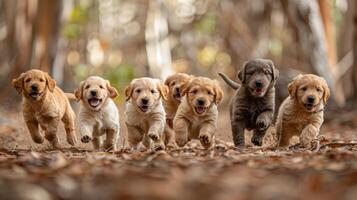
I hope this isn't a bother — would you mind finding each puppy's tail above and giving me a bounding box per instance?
[65,93,77,101]
[218,73,240,90]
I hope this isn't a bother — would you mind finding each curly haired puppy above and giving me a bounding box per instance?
[75,76,119,151]
[275,74,330,148]
[163,73,192,148]
[173,77,223,149]
[219,58,279,148]
[12,69,77,148]
[124,78,168,150]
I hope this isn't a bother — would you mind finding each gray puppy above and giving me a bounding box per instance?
[219,59,279,148]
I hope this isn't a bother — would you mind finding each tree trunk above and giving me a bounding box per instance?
[352,0,357,103]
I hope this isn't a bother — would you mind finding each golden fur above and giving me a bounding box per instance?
[124,78,168,150]
[74,76,120,151]
[275,74,330,148]
[163,73,192,148]
[12,69,77,148]
[173,77,223,149]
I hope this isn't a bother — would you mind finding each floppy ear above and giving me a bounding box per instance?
[106,80,118,99]
[157,83,169,101]
[237,62,247,83]
[180,81,190,96]
[124,84,133,101]
[12,73,25,94]
[268,60,279,81]
[164,75,172,86]
[322,82,330,105]
[288,74,302,98]
[213,81,224,104]
[45,73,56,92]
[74,81,84,101]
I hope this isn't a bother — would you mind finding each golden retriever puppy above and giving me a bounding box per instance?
[173,77,223,149]
[124,78,168,150]
[163,73,192,148]
[75,76,120,151]
[275,74,330,148]
[12,69,77,148]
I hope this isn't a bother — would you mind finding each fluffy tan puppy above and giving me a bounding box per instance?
[12,69,77,148]
[75,76,120,151]
[124,78,168,150]
[163,73,192,148]
[173,77,223,149]
[275,74,330,148]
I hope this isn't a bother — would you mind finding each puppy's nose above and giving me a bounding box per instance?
[31,85,38,92]
[197,99,205,106]
[175,87,180,93]
[90,90,97,96]
[255,81,263,88]
[141,98,149,105]
[307,96,315,103]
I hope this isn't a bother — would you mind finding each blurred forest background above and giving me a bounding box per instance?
[1,0,357,109]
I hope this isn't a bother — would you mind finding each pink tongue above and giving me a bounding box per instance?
[256,88,262,93]
[90,99,100,107]
[196,107,205,113]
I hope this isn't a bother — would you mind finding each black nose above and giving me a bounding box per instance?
[175,87,180,93]
[255,81,263,88]
[307,96,315,103]
[141,98,149,105]
[31,85,38,92]
[197,99,205,106]
[90,90,97,96]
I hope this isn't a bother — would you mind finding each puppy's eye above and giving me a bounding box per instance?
[136,89,141,93]
[190,89,198,94]
[39,79,45,82]
[25,79,31,83]
[151,89,156,94]
[171,82,176,86]
[85,85,90,89]
[207,90,212,95]
[316,88,321,92]
[99,85,104,89]
[301,87,307,91]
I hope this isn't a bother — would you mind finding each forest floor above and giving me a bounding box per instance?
[0,106,356,200]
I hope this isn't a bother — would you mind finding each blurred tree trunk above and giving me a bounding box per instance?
[352,0,357,103]
[281,0,344,106]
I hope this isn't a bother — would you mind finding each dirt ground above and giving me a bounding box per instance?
[0,105,356,200]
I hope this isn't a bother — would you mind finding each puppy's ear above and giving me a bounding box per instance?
[288,74,302,98]
[322,81,330,105]
[157,83,169,101]
[45,73,56,92]
[180,81,190,96]
[124,84,133,101]
[106,80,118,99]
[74,81,84,101]
[213,81,224,104]
[237,62,247,83]
[12,73,25,94]
[164,75,172,86]
[268,60,279,81]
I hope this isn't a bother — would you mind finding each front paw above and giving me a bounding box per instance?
[81,135,92,143]
[32,136,44,144]
[256,119,269,130]
[103,142,115,151]
[67,134,77,146]
[175,136,188,147]
[148,132,159,142]
[251,136,263,146]
[153,143,165,151]
[199,132,212,145]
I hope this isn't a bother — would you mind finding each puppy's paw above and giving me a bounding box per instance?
[33,136,44,144]
[153,143,165,151]
[175,137,187,147]
[199,132,212,145]
[81,135,92,143]
[251,137,263,146]
[67,134,77,146]
[103,142,115,151]
[148,132,159,142]
[256,120,269,130]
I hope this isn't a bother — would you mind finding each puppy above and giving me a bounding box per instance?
[75,76,120,151]
[275,74,330,148]
[163,73,192,147]
[12,69,77,148]
[124,78,168,150]
[219,58,279,148]
[173,77,223,149]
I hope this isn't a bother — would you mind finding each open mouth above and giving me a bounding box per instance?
[255,88,262,93]
[173,93,182,101]
[139,105,149,112]
[194,106,206,114]
[88,98,102,108]
[304,103,314,110]
[29,92,42,99]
